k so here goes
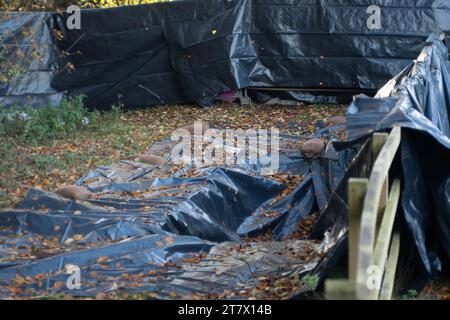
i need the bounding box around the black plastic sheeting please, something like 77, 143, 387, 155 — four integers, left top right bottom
0, 12, 63, 108
3, 34, 450, 298
1, 0, 449, 109
341, 34, 450, 279
0, 122, 365, 299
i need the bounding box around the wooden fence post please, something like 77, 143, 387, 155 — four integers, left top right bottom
325, 127, 402, 300
356, 127, 401, 299
348, 178, 369, 281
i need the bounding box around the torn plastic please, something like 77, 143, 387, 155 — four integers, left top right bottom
1, 0, 449, 109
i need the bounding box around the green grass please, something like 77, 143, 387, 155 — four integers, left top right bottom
0, 97, 155, 208
1, 96, 84, 144
0, 96, 111, 145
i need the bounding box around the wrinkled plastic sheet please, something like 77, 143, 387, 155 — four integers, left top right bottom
162, 0, 450, 107
0, 124, 367, 299
1, 0, 449, 109
341, 34, 450, 278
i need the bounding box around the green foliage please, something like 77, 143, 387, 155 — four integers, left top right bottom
401, 289, 419, 300
81, 0, 170, 9
0, 0, 169, 11
0, 96, 95, 144
0, 1, 75, 11
302, 275, 319, 290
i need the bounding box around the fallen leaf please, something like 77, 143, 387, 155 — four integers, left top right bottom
53, 281, 64, 290
96, 292, 107, 300
73, 234, 84, 241
164, 237, 174, 245
96, 256, 109, 264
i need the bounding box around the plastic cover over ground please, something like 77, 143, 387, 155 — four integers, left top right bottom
0, 123, 363, 298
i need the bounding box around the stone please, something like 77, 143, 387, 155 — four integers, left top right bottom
301, 138, 325, 159
54, 185, 93, 201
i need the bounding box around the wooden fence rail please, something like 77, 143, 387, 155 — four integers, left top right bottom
325, 126, 402, 300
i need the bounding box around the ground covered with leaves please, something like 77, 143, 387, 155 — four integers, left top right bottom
2, 101, 449, 300
0, 102, 346, 210
0, 101, 349, 300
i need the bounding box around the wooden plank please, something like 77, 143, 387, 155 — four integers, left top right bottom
379, 232, 401, 300
378, 177, 389, 231
369, 179, 401, 299
325, 280, 356, 300
348, 178, 369, 281
372, 133, 389, 224
373, 180, 401, 274
372, 133, 388, 161
356, 127, 401, 299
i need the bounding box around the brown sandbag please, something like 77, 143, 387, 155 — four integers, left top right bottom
301, 138, 325, 159
54, 185, 93, 200
137, 153, 166, 165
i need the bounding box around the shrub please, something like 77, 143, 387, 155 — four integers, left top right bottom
0, 95, 95, 144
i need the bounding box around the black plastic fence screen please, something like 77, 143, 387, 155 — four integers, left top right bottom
1, 0, 449, 109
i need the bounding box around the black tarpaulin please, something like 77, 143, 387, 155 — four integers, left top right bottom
1, 35, 450, 297
1, 0, 449, 109
0, 123, 364, 299
0, 12, 63, 108
162, 0, 450, 106
342, 34, 450, 278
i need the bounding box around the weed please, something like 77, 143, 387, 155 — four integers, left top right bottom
302, 275, 319, 290
0, 96, 90, 145
401, 289, 418, 300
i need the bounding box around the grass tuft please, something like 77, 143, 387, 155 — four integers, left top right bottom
1, 96, 92, 145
